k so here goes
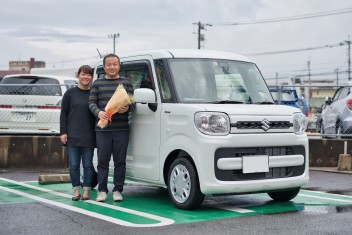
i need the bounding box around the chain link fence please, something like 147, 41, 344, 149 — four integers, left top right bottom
1, 83, 351, 138
0, 84, 69, 135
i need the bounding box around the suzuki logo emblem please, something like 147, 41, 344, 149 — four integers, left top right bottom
261, 118, 271, 131
22, 98, 27, 103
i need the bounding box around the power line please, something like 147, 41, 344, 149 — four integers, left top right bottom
246, 42, 345, 56
265, 70, 349, 80
213, 7, 352, 26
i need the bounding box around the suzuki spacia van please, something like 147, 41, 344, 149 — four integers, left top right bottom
93, 49, 309, 210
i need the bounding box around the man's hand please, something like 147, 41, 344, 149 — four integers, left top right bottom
118, 105, 129, 113
98, 111, 109, 120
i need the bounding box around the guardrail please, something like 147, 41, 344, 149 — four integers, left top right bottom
0, 83, 351, 138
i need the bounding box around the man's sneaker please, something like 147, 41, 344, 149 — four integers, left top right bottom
96, 191, 107, 202
113, 191, 123, 201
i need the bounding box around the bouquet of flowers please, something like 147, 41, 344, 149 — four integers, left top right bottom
97, 84, 133, 129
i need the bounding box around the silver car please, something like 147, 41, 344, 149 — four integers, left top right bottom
0, 74, 76, 135
319, 83, 352, 137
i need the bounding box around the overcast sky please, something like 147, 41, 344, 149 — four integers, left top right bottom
1, 0, 351, 83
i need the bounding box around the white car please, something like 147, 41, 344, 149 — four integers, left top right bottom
93, 49, 309, 210
0, 74, 76, 135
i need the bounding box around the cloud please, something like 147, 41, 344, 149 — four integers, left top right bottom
0, 0, 351, 81
4, 27, 104, 43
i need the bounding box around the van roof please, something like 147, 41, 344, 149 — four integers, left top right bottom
119, 49, 252, 62
3, 74, 76, 83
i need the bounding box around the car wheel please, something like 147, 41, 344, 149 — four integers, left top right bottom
267, 188, 300, 201
80, 165, 98, 189
320, 121, 325, 138
336, 121, 343, 139
168, 157, 204, 210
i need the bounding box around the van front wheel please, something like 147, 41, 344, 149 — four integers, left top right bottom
267, 188, 300, 201
168, 157, 204, 210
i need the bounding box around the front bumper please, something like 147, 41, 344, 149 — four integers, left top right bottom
194, 133, 309, 195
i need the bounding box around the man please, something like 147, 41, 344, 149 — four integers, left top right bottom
89, 54, 133, 202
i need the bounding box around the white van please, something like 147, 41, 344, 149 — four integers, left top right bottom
0, 74, 77, 135
93, 49, 309, 210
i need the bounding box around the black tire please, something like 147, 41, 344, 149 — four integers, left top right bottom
167, 157, 204, 210
320, 121, 327, 138
91, 168, 98, 189
267, 188, 300, 201
80, 167, 98, 189
336, 121, 342, 139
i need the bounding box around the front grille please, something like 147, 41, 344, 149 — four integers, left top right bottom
214, 146, 306, 181
232, 121, 292, 129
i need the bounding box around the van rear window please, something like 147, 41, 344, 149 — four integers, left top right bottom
0, 76, 62, 96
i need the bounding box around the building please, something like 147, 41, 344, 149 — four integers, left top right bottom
9, 57, 45, 71
0, 57, 45, 79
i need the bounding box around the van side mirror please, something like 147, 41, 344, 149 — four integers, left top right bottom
325, 96, 332, 105
134, 88, 156, 103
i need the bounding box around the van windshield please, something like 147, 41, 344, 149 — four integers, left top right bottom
168, 59, 273, 104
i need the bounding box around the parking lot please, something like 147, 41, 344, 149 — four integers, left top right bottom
1, 170, 352, 234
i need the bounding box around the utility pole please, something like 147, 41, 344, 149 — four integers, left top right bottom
307, 57, 311, 86
275, 72, 278, 85
307, 58, 311, 106
347, 35, 351, 81
108, 33, 120, 54
193, 22, 212, 49
335, 68, 339, 85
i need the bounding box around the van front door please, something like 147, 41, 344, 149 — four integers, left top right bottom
121, 60, 161, 181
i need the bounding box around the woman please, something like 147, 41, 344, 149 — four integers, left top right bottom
60, 65, 96, 201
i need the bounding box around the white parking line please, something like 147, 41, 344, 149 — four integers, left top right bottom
0, 177, 174, 227
212, 205, 255, 213
299, 193, 352, 203
301, 189, 352, 199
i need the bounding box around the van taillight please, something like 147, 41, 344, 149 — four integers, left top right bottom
346, 99, 352, 110
305, 109, 309, 117
0, 105, 12, 108
37, 106, 61, 109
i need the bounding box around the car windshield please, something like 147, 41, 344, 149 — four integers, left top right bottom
0, 76, 62, 96
168, 59, 273, 104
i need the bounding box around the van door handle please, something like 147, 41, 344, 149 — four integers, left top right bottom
164, 111, 171, 113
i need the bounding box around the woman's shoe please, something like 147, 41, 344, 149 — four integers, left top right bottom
72, 195, 81, 201
81, 196, 90, 201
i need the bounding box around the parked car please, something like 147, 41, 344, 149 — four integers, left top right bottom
0, 74, 76, 135
269, 86, 308, 116
319, 83, 352, 137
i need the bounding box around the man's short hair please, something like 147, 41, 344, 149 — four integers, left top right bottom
103, 54, 120, 66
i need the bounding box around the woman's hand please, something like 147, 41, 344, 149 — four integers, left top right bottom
60, 134, 67, 144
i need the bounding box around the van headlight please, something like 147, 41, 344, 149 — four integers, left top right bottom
195, 112, 230, 136
293, 112, 307, 135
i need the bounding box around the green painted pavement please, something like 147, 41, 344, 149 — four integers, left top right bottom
1, 177, 352, 227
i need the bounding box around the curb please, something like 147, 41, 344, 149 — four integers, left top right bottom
310, 167, 352, 174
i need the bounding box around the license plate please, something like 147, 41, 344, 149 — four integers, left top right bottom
13, 112, 36, 122
242, 155, 269, 173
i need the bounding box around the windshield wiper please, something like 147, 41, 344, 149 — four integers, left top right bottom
209, 100, 245, 104
9, 78, 39, 95
254, 101, 275, 104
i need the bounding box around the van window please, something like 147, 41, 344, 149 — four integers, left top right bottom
120, 62, 154, 90
167, 59, 273, 104
155, 60, 172, 102
95, 65, 106, 79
